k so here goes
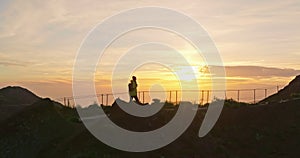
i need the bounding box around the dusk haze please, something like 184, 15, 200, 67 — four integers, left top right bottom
0, 0, 300, 157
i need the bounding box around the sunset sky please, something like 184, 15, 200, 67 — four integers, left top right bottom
0, 0, 300, 101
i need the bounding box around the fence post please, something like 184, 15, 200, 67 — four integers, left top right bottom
169, 91, 172, 103
175, 90, 178, 105
106, 94, 109, 106
237, 90, 240, 102
265, 89, 267, 99
201, 90, 204, 105
139, 91, 141, 100
207, 90, 210, 104
64, 97, 66, 106
101, 94, 104, 105
253, 89, 256, 104
67, 99, 70, 107
143, 91, 145, 104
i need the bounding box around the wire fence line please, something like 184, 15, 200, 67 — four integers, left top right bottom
56, 86, 282, 108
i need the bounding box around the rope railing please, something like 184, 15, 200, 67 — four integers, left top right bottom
56, 86, 283, 108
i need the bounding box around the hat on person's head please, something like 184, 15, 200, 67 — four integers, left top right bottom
132, 76, 137, 80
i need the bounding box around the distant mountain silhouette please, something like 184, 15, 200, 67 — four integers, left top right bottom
0, 86, 41, 105
261, 75, 300, 103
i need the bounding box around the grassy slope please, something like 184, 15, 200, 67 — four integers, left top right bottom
0, 86, 42, 122
0, 98, 83, 158
1, 99, 300, 158
261, 75, 300, 103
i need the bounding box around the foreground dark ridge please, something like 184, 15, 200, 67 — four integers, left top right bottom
0, 97, 300, 158
0, 86, 42, 122
1, 74, 299, 158
261, 75, 300, 103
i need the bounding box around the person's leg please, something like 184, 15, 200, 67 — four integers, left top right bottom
129, 95, 133, 102
133, 96, 140, 104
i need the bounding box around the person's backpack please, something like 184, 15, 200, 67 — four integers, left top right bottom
128, 83, 133, 91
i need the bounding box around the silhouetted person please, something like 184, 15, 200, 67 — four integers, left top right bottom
129, 76, 141, 104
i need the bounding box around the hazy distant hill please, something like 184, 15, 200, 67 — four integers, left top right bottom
261, 75, 300, 103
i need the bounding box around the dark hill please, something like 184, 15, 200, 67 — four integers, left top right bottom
261, 75, 300, 103
0, 86, 41, 105
36, 99, 300, 158
0, 98, 82, 158
107, 101, 178, 132
1, 98, 300, 158
0, 86, 42, 122
1, 86, 300, 157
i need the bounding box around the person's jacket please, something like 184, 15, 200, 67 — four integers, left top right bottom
129, 80, 137, 96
